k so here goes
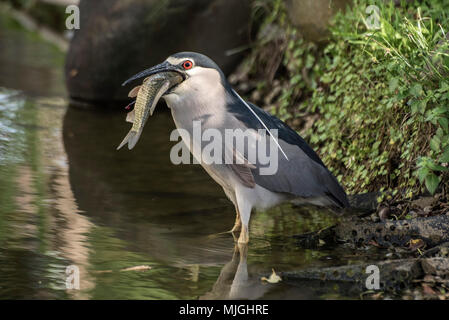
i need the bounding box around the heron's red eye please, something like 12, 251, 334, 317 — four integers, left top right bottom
182, 60, 193, 70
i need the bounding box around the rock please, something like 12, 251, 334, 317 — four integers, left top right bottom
423, 206, 432, 214
65, 0, 251, 104
421, 258, 449, 278
294, 209, 449, 249
280, 258, 422, 292
411, 196, 436, 209
284, 0, 351, 42
423, 242, 449, 258
378, 207, 390, 221
335, 215, 449, 247
408, 210, 419, 219
370, 213, 380, 222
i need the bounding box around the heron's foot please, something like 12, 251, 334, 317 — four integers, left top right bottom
206, 231, 230, 240
207, 217, 241, 239
207, 212, 244, 241
206, 228, 238, 240
230, 220, 241, 233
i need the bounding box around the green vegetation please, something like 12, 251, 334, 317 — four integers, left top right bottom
2, 0, 67, 31
243, 0, 449, 197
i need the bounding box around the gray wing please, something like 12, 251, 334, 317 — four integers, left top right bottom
225, 96, 349, 208
251, 140, 349, 208
228, 148, 256, 188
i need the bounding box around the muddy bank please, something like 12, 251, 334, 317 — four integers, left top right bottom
288, 194, 449, 299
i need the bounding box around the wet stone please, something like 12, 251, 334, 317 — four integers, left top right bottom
421, 258, 449, 278
335, 215, 449, 247
279, 258, 422, 293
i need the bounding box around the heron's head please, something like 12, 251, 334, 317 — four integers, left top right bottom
122, 52, 228, 104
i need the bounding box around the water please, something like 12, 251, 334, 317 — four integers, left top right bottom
0, 12, 359, 300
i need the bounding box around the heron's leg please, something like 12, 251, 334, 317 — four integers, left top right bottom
238, 225, 249, 244
235, 191, 251, 244
230, 208, 241, 233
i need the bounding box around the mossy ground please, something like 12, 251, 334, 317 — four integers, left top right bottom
232, 0, 449, 200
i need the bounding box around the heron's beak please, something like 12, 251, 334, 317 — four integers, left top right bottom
121, 61, 186, 87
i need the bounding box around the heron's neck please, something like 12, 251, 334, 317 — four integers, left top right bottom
163, 83, 229, 132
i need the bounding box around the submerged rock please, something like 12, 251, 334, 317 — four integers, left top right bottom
280, 258, 422, 293
291, 194, 449, 298
335, 215, 449, 247
65, 0, 251, 104
294, 208, 449, 249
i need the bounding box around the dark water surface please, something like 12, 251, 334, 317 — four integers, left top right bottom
0, 13, 360, 299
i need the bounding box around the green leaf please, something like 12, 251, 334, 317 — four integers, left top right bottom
430, 136, 441, 152
389, 78, 399, 92
417, 167, 429, 184
321, 74, 332, 84
410, 84, 423, 97
438, 81, 449, 93
440, 148, 449, 162
438, 117, 449, 133
425, 173, 440, 195
427, 162, 448, 172
410, 99, 426, 114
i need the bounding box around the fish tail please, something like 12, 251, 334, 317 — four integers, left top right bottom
117, 130, 137, 150
127, 130, 143, 150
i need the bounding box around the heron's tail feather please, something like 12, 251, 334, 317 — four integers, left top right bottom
323, 173, 350, 209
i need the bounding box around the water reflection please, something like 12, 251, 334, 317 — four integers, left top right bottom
0, 86, 345, 300
0, 12, 358, 300
60, 102, 343, 299
63, 106, 237, 267
0, 88, 89, 299
201, 243, 270, 300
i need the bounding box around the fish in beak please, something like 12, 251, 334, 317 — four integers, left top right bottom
117, 63, 184, 150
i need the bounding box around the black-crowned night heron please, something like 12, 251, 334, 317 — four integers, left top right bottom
122, 52, 349, 244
